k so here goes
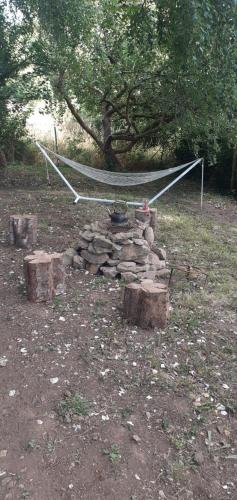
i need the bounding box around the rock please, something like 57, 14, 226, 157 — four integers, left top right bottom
77, 237, 89, 250
121, 272, 137, 283
133, 264, 149, 273
137, 270, 157, 280
107, 258, 120, 266
148, 252, 160, 267
110, 244, 122, 259
0, 357, 8, 367
111, 232, 134, 243
132, 434, 141, 443
153, 247, 167, 260
133, 238, 148, 246
133, 229, 143, 238
81, 249, 109, 265
93, 236, 113, 250
194, 451, 204, 465
73, 255, 86, 269
119, 239, 133, 245
117, 261, 137, 272
120, 242, 149, 264
144, 226, 154, 247
85, 263, 100, 274
63, 248, 77, 266
90, 222, 100, 232
87, 242, 107, 255
80, 231, 95, 242
156, 268, 170, 278
101, 266, 118, 278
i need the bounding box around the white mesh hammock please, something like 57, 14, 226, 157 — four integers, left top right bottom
36, 142, 204, 207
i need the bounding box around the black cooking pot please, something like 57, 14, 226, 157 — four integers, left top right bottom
109, 211, 128, 224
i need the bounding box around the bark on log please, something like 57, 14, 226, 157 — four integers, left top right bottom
135, 208, 151, 224
9, 214, 37, 248
149, 208, 157, 231
24, 251, 65, 302
123, 280, 169, 329
123, 283, 142, 323
50, 252, 65, 295
24, 254, 54, 302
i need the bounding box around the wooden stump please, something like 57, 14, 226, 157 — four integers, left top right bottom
50, 252, 65, 295
9, 214, 37, 248
123, 280, 169, 329
135, 208, 157, 231
135, 208, 151, 224
149, 208, 157, 231
24, 251, 65, 302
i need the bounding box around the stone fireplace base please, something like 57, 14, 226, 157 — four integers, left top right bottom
64, 211, 169, 283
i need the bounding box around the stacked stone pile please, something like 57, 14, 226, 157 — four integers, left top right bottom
64, 211, 169, 283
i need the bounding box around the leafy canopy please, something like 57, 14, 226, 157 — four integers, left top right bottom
9, 0, 237, 166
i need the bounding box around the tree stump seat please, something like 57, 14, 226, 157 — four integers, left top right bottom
24, 251, 65, 303
9, 214, 37, 248
123, 279, 169, 329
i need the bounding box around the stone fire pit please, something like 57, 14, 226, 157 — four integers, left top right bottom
64, 209, 169, 283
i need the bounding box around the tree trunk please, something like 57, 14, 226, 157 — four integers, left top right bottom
0, 149, 7, 169
6, 143, 15, 163
230, 148, 237, 194
103, 146, 122, 170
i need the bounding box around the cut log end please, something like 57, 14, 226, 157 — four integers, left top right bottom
123, 280, 169, 329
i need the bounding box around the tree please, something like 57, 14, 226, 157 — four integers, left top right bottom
0, 0, 41, 167
11, 0, 237, 169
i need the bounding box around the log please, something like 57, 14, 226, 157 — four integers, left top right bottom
9, 214, 37, 248
149, 208, 157, 231
123, 283, 142, 323
135, 208, 151, 224
24, 254, 54, 302
24, 251, 65, 302
123, 280, 169, 329
50, 252, 65, 295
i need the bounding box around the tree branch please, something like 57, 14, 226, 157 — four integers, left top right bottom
63, 94, 103, 149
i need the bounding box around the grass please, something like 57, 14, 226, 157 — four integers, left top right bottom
103, 444, 121, 463
57, 393, 89, 420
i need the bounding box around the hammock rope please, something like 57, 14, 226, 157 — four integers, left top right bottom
39, 144, 197, 186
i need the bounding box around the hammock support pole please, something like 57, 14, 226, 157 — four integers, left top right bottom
148, 158, 202, 206
201, 159, 204, 211
74, 195, 143, 206
36, 142, 80, 200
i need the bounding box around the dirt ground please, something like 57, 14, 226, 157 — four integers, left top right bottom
0, 177, 236, 500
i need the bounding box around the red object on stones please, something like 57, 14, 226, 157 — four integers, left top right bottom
143, 199, 150, 212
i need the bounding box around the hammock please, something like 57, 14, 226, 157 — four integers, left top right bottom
36, 142, 204, 208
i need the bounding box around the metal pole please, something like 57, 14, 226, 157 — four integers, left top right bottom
75, 195, 143, 206
201, 159, 204, 211
148, 158, 202, 205
36, 142, 80, 199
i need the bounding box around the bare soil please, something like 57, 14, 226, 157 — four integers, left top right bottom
0, 179, 236, 500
